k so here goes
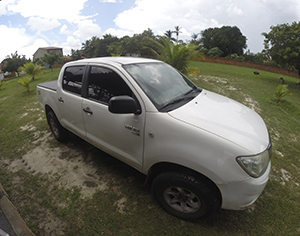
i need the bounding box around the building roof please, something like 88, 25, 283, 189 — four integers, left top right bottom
39, 47, 62, 50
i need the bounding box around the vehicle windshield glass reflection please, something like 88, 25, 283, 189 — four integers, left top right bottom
124, 62, 201, 111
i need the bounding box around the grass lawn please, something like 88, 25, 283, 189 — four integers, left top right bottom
0, 62, 300, 236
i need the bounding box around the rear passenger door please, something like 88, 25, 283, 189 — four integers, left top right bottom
82, 65, 145, 170
57, 65, 86, 138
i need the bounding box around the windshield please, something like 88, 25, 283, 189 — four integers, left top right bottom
124, 62, 201, 111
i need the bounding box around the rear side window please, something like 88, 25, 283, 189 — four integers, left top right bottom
87, 66, 132, 104
62, 66, 85, 95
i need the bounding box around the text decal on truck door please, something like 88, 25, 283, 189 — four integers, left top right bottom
125, 124, 140, 136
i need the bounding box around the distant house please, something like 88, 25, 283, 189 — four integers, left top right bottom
33, 47, 63, 60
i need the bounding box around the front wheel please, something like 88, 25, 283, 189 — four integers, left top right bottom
152, 172, 221, 221
46, 110, 68, 142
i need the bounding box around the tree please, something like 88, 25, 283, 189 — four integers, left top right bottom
115, 29, 157, 57
81, 36, 100, 58
190, 33, 200, 44
207, 47, 223, 57
1, 52, 29, 76
82, 35, 119, 58
200, 26, 247, 57
173, 26, 182, 43
18, 62, 42, 80
70, 49, 82, 61
262, 22, 300, 80
164, 30, 175, 42
147, 37, 198, 73
41, 52, 64, 70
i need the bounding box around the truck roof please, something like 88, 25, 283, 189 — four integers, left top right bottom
68, 57, 160, 66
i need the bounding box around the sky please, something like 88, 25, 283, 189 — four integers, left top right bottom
1, 0, 300, 62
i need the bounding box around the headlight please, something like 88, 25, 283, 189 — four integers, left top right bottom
236, 144, 272, 178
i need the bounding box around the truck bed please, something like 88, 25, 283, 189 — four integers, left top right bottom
37, 81, 57, 91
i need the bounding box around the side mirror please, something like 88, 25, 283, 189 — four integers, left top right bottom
108, 95, 141, 114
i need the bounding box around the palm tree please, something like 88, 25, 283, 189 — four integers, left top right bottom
164, 30, 175, 42
173, 26, 182, 43
18, 77, 32, 93
190, 33, 199, 44
18, 62, 42, 80
148, 37, 198, 73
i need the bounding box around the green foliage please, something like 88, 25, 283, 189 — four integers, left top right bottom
18, 61, 42, 80
207, 47, 223, 57
200, 26, 247, 57
274, 84, 292, 103
41, 52, 64, 70
82, 34, 120, 58
82, 29, 157, 58
263, 22, 300, 73
70, 49, 82, 61
18, 77, 33, 92
0, 80, 4, 90
0, 51, 29, 76
164, 30, 176, 42
148, 37, 198, 73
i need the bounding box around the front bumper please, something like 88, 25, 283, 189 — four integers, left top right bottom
217, 161, 271, 210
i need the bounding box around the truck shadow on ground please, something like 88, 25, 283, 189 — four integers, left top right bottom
61, 132, 258, 229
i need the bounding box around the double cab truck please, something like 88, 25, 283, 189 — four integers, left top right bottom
37, 57, 272, 221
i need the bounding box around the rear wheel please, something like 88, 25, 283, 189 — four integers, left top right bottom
152, 172, 221, 221
46, 110, 68, 142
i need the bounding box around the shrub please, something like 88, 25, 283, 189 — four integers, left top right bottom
274, 84, 292, 103
18, 77, 33, 93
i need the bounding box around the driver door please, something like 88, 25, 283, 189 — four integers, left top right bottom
82, 65, 145, 170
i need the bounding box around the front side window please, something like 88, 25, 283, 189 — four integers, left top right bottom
62, 66, 85, 95
87, 66, 132, 104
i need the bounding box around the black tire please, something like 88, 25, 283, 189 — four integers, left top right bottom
46, 110, 68, 142
152, 172, 221, 221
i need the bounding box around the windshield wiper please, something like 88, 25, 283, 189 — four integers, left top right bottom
159, 88, 202, 112
159, 97, 186, 111
184, 87, 201, 96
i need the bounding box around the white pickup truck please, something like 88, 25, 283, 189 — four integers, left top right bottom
37, 57, 271, 221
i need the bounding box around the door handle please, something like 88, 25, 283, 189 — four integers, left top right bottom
83, 107, 93, 115
58, 97, 64, 103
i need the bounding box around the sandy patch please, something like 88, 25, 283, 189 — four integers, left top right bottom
198, 75, 228, 84
280, 168, 292, 185
114, 197, 127, 214
20, 112, 28, 118
244, 96, 261, 112
0, 96, 8, 101
20, 124, 37, 131
8, 133, 108, 199
275, 150, 284, 158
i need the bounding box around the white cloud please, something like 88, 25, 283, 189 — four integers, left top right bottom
73, 20, 102, 40
112, 0, 300, 52
27, 17, 61, 32
60, 24, 69, 34
61, 36, 82, 56
100, 0, 118, 2
0, 0, 16, 16
2, 0, 300, 61
7, 0, 88, 22
103, 28, 132, 38
0, 25, 48, 61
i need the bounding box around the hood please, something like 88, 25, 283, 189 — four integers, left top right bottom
169, 90, 270, 153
